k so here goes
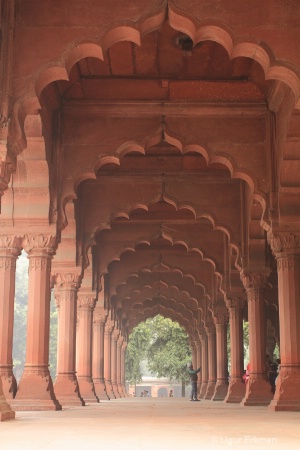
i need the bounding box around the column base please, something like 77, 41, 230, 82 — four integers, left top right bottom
225, 377, 246, 403
93, 378, 110, 400
12, 369, 61, 411
105, 380, 116, 399
268, 367, 300, 411
112, 382, 120, 398
241, 377, 273, 406
0, 370, 17, 400
117, 383, 125, 397
212, 380, 228, 401
199, 382, 208, 398
54, 374, 85, 406
77, 377, 99, 403
0, 394, 15, 421
204, 381, 216, 399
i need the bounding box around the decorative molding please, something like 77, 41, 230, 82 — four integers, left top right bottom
213, 313, 229, 327
29, 257, 50, 272
277, 256, 300, 271
93, 313, 107, 325
0, 235, 21, 250
0, 257, 16, 269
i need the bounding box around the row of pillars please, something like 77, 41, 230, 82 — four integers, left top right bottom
0, 235, 128, 420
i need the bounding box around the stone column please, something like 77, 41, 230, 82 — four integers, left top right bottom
199, 334, 208, 398
76, 294, 98, 403
0, 376, 15, 421
53, 273, 84, 406
267, 231, 300, 411
111, 329, 120, 398
225, 298, 246, 403
13, 234, 61, 410
196, 340, 202, 397
212, 313, 229, 401
204, 322, 217, 399
92, 309, 109, 400
104, 319, 115, 399
0, 235, 21, 400
191, 343, 197, 368
240, 270, 273, 406
121, 341, 128, 396
117, 335, 124, 397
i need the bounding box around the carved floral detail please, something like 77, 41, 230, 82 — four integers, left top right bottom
93, 313, 107, 325
277, 256, 300, 271
77, 296, 96, 309
0, 235, 21, 250
213, 313, 229, 327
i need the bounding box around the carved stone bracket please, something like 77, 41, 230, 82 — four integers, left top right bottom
213, 312, 229, 327
205, 321, 216, 336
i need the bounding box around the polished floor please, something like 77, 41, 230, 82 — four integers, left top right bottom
1, 397, 300, 450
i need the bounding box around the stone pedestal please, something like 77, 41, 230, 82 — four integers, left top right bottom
13, 235, 61, 411
225, 298, 246, 403
104, 319, 115, 399
204, 323, 217, 399
53, 273, 84, 406
240, 271, 273, 406
199, 334, 208, 398
0, 236, 21, 401
92, 308, 109, 400
76, 293, 98, 403
212, 313, 229, 401
0, 376, 15, 421
267, 231, 300, 411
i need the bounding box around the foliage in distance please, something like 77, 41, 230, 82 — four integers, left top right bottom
125, 315, 191, 384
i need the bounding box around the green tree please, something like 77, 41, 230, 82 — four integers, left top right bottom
125, 322, 151, 384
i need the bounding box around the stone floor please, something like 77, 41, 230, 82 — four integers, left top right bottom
1, 398, 300, 450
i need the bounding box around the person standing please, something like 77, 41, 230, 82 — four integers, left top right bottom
188, 363, 201, 401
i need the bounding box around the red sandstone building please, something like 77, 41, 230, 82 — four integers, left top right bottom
1, 0, 300, 420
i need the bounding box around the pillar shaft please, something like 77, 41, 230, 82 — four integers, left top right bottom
104, 320, 115, 399
240, 271, 273, 406
111, 329, 120, 398
196, 342, 202, 397
13, 234, 61, 411
212, 314, 229, 401
121, 342, 128, 396
92, 309, 109, 399
225, 298, 246, 403
76, 294, 98, 403
199, 335, 208, 398
268, 231, 300, 411
204, 323, 217, 399
53, 273, 84, 406
117, 336, 124, 397
0, 236, 21, 400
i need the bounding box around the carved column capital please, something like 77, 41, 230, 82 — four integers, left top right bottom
267, 229, 300, 256
0, 235, 22, 254
240, 270, 269, 291
105, 319, 114, 335
23, 234, 57, 252
77, 295, 96, 310
213, 312, 229, 327
205, 321, 216, 336
117, 335, 124, 347
93, 312, 107, 325
112, 329, 120, 342
122, 341, 128, 351
52, 272, 82, 290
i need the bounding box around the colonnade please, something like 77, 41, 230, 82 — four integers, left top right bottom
1, 229, 300, 418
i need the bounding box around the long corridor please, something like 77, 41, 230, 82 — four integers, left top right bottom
1, 398, 299, 450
